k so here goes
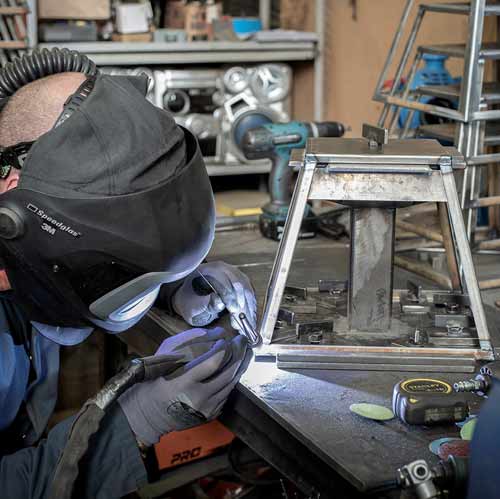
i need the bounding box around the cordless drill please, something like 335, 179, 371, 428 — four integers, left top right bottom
241, 121, 346, 240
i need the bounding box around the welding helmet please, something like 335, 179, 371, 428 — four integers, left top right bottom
0, 63, 215, 329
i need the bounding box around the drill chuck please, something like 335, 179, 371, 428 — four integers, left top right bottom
306, 121, 346, 138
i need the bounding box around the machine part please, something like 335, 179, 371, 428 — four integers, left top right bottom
223, 66, 249, 93
295, 320, 333, 338
349, 207, 395, 332
434, 313, 471, 328
249, 64, 291, 103
277, 308, 295, 325
402, 303, 431, 314
397, 460, 440, 499
50, 353, 187, 499
397, 456, 468, 499
308, 332, 323, 344
392, 378, 469, 425
318, 279, 348, 293
153, 65, 291, 165
433, 293, 470, 308
349, 403, 394, 421
284, 285, 307, 300
454, 360, 500, 397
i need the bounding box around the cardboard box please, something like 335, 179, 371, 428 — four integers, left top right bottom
111, 32, 153, 42
163, 0, 186, 30
115, 3, 150, 34
38, 0, 111, 20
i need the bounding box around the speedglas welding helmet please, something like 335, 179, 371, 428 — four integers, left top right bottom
0, 49, 215, 330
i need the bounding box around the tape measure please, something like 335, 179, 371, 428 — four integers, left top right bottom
392, 378, 469, 425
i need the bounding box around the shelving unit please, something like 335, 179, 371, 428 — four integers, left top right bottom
38, 40, 316, 65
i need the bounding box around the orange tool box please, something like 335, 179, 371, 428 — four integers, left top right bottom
155, 420, 235, 470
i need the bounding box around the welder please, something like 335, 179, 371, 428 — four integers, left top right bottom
0, 49, 256, 498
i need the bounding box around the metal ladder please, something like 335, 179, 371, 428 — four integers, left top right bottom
0, 0, 36, 65
374, 0, 500, 251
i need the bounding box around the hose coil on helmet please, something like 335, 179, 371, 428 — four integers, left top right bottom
0, 48, 99, 99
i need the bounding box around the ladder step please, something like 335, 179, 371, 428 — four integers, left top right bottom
0, 7, 29, 15
467, 196, 500, 208
419, 42, 500, 60
0, 41, 27, 49
418, 122, 500, 147
418, 82, 500, 104
422, 2, 500, 15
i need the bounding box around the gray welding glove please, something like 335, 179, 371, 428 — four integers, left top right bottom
173, 261, 257, 333
118, 327, 250, 446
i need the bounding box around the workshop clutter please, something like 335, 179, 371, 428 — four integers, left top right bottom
37, 1, 257, 44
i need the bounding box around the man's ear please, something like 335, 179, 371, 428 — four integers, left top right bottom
5, 169, 19, 191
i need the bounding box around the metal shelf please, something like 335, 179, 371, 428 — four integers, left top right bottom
418, 122, 500, 146
418, 82, 500, 103
38, 41, 316, 65
417, 82, 500, 104
419, 42, 500, 60
422, 2, 500, 15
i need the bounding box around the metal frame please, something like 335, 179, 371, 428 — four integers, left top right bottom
373, 0, 500, 247
256, 137, 494, 367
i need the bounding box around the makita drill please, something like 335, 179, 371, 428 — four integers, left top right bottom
241, 121, 346, 240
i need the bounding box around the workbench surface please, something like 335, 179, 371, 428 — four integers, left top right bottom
123, 230, 500, 495
210, 231, 500, 493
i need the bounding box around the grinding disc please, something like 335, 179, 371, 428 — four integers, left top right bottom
460, 418, 477, 440
349, 403, 394, 421
438, 440, 470, 460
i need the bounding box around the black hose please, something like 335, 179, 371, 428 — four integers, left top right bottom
0, 48, 98, 99
49, 353, 187, 499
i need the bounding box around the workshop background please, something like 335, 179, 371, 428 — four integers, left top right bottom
2, 1, 500, 498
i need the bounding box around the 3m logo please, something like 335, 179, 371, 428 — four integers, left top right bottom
27, 203, 81, 238
171, 447, 202, 465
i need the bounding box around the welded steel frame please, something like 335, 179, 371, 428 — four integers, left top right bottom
256, 150, 494, 366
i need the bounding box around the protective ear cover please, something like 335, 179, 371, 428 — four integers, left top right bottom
0, 207, 24, 239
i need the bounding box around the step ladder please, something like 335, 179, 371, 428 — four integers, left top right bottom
374, 0, 500, 251
0, 0, 35, 66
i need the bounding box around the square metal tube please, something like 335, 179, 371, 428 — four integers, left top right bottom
349, 207, 395, 332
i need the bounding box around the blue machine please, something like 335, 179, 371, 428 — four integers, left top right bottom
399, 54, 460, 129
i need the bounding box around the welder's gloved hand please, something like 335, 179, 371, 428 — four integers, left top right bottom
118, 327, 250, 446
173, 261, 257, 333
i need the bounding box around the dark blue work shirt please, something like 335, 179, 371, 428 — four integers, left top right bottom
0, 298, 147, 498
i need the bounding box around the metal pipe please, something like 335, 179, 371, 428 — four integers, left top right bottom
395, 219, 443, 243
314, 0, 325, 121
394, 255, 452, 289
373, 0, 415, 102
378, 4, 425, 126
259, 0, 271, 30
437, 203, 461, 291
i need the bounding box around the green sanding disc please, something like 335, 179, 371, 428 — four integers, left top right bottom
460, 418, 477, 440
349, 403, 394, 421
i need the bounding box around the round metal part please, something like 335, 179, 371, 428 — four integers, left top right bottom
250, 64, 290, 103
0, 207, 24, 239
223, 66, 249, 93
184, 113, 219, 139
308, 332, 323, 344
446, 323, 464, 336
163, 89, 190, 115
